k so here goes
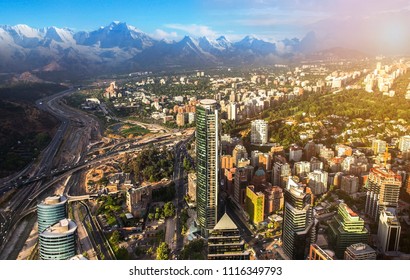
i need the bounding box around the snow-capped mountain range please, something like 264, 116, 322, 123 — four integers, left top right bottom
0, 21, 316, 79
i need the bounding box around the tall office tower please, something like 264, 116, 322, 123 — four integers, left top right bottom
37, 195, 68, 233
377, 208, 401, 254
207, 213, 250, 260
196, 99, 220, 236
365, 168, 401, 221
245, 185, 265, 224
344, 243, 377, 260
304, 141, 316, 161
282, 178, 315, 260
308, 170, 328, 195
399, 135, 410, 152
341, 175, 359, 195
372, 139, 387, 155
294, 161, 311, 178
39, 218, 77, 260
328, 203, 369, 259
251, 119, 268, 145
232, 144, 248, 167
308, 244, 334, 260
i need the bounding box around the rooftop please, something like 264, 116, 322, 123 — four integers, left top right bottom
347, 243, 376, 254
43, 195, 67, 205
213, 213, 237, 230
341, 203, 358, 217
41, 218, 77, 236
200, 99, 217, 106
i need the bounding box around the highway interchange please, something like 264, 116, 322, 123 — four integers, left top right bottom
0, 86, 191, 259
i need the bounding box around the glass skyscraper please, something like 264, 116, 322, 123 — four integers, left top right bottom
282, 178, 315, 260
39, 218, 77, 260
196, 99, 219, 237
37, 195, 68, 233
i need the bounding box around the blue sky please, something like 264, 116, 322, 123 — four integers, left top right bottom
1, 0, 410, 42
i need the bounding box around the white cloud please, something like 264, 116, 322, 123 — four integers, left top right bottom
165, 24, 218, 38
150, 29, 179, 41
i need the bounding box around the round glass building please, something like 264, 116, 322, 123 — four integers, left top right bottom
37, 195, 67, 233
39, 218, 77, 260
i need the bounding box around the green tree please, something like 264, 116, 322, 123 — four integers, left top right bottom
156, 242, 170, 260
148, 213, 154, 220
180, 239, 205, 260
109, 230, 121, 246
116, 247, 130, 260
163, 202, 175, 218
183, 158, 191, 171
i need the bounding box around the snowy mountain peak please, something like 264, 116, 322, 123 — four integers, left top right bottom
180, 35, 200, 48
74, 21, 156, 49
45, 26, 75, 43
216, 35, 228, 42
0, 22, 304, 78
242, 35, 259, 43
8, 24, 42, 38
216, 36, 232, 49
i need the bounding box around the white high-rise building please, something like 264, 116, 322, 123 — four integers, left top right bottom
399, 135, 410, 152
227, 102, 237, 121
378, 208, 401, 253
251, 119, 268, 145
308, 170, 328, 195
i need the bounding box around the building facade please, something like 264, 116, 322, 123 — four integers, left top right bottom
341, 175, 359, 195
39, 219, 77, 260
308, 244, 334, 260
207, 213, 250, 260
245, 185, 265, 224
196, 99, 220, 236
365, 168, 401, 221
372, 139, 387, 155
328, 203, 369, 259
264, 186, 284, 214
344, 243, 377, 260
37, 195, 68, 233
308, 170, 328, 195
399, 135, 410, 152
282, 178, 315, 260
251, 119, 268, 145
378, 208, 401, 254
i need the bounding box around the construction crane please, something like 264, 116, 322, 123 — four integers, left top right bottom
383, 145, 394, 168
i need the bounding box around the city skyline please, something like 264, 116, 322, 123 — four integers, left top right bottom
1, 0, 410, 265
